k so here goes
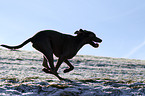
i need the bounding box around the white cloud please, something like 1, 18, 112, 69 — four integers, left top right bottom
124, 40, 145, 58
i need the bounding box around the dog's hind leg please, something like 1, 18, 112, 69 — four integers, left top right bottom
32, 41, 64, 80
42, 56, 50, 69
42, 56, 53, 74
63, 60, 74, 73
32, 41, 54, 70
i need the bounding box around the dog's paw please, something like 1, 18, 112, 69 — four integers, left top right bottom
63, 68, 73, 73
42, 68, 53, 74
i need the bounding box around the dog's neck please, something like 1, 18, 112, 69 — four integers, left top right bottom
74, 35, 87, 51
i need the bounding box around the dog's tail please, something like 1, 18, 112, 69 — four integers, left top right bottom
1, 38, 32, 50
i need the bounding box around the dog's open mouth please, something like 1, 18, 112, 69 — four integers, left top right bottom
90, 41, 100, 48
93, 41, 99, 47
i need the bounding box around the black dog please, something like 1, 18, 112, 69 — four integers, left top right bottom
1, 29, 102, 80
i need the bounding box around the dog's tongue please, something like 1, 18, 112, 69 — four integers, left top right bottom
95, 43, 99, 47
93, 41, 99, 47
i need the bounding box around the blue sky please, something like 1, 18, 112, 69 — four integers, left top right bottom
0, 0, 145, 60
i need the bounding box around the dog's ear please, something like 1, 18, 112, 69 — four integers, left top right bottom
74, 29, 84, 35
74, 31, 79, 34
79, 29, 84, 32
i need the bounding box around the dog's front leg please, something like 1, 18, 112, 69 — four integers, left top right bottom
64, 60, 74, 73
55, 56, 66, 72
42, 56, 65, 80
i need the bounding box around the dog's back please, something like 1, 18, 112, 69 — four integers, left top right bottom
31, 30, 75, 57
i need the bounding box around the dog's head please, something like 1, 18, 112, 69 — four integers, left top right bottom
74, 29, 102, 48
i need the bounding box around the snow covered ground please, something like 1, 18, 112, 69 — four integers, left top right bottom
0, 48, 145, 96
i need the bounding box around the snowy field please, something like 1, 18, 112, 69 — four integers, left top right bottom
0, 48, 145, 96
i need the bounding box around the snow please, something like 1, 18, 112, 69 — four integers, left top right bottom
0, 48, 145, 96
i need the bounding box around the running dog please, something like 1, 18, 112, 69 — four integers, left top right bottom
1, 29, 102, 80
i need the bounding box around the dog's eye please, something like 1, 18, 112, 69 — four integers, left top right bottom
89, 34, 95, 37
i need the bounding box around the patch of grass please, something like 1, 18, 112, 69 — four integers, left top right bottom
101, 78, 115, 81
0, 77, 19, 83
129, 85, 145, 89
16, 58, 23, 61
77, 78, 104, 83
140, 81, 145, 83
79, 79, 96, 83
72, 73, 81, 75
126, 80, 135, 84
21, 76, 40, 82
116, 81, 126, 84
47, 84, 70, 89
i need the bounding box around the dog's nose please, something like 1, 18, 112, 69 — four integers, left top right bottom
100, 39, 102, 43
